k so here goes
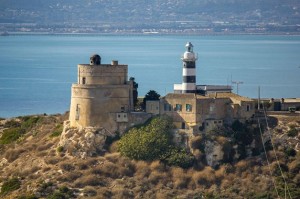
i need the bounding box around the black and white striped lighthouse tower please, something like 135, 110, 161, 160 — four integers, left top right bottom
182, 42, 197, 93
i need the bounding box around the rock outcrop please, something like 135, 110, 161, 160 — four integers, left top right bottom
204, 140, 224, 168
58, 121, 113, 158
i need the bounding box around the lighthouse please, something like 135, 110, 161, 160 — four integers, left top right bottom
181, 42, 197, 93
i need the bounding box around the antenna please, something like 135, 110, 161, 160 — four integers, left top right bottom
231, 80, 243, 95
258, 86, 261, 111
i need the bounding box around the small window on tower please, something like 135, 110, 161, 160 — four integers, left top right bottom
75, 104, 80, 120
82, 77, 86, 85
121, 107, 125, 112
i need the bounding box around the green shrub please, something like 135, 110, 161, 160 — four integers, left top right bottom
118, 116, 172, 161
17, 195, 38, 199
0, 116, 43, 145
285, 147, 296, 157
50, 124, 63, 137
0, 127, 25, 144
0, 177, 21, 196
160, 147, 194, 168
287, 128, 298, 137
57, 146, 64, 153
20, 116, 42, 130
119, 116, 195, 168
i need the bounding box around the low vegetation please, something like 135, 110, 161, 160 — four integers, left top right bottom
0, 116, 42, 144
118, 116, 194, 168
0, 177, 21, 196
0, 114, 299, 198
50, 124, 63, 138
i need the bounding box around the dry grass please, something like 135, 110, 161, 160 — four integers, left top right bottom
57, 172, 82, 182
192, 166, 216, 188
59, 162, 75, 172
95, 187, 112, 198
111, 187, 134, 199
45, 157, 61, 165
193, 149, 204, 161
215, 165, 226, 180
74, 174, 106, 188
104, 152, 120, 163
4, 148, 25, 162
216, 136, 228, 145
76, 162, 89, 170
108, 141, 119, 153
235, 160, 249, 174
36, 142, 54, 151
189, 135, 203, 149
134, 160, 151, 180
171, 167, 190, 189
288, 158, 300, 174
82, 186, 97, 197
150, 160, 166, 172
20, 166, 41, 178
148, 169, 170, 186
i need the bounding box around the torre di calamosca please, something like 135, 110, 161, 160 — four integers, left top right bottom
68, 42, 255, 136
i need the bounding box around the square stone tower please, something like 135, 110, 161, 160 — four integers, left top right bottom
69, 54, 134, 133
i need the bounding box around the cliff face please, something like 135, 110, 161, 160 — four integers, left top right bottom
58, 121, 109, 158
0, 113, 299, 198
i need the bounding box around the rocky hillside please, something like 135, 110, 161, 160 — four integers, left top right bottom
0, 113, 299, 198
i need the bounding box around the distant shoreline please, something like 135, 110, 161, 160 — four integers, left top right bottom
2, 31, 300, 37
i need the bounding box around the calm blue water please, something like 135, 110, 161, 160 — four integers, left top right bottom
0, 34, 300, 117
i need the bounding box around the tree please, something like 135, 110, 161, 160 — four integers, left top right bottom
118, 116, 172, 161
142, 90, 160, 110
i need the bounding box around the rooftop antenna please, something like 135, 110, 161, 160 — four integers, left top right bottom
231, 80, 243, 95
258, 86, 261, 111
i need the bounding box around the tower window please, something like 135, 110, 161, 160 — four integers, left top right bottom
75, 104, 80, 120
82, 77, 86, 85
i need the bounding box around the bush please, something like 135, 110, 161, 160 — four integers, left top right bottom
19, 116, 42, 130
0, 116, 42, 145
0, 127, 25, 144
50, 124, 63, 137
285, 147, 297, 157
0, 177, 21, 196
118, 116, 172, 161
287, 128, 298, 137
57, 146, 64, 153
160, 147, 195, 169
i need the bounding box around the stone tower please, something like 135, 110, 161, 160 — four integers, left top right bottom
69, 54, 134, 132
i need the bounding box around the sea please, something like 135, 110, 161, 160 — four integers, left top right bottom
0, 34, 300, 118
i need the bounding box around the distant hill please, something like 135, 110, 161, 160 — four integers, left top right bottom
0, 0, 299, 34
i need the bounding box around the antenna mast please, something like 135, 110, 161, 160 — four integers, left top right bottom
231, 80, 243, 95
